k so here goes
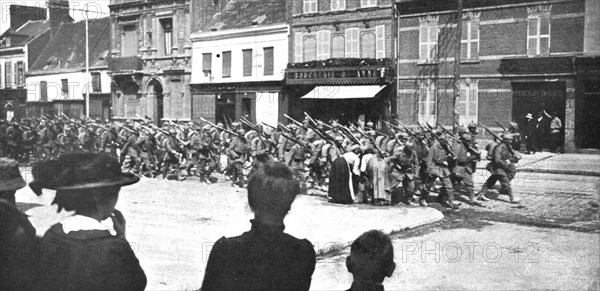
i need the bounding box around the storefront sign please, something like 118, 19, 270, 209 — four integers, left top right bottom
286, 67, 391, 85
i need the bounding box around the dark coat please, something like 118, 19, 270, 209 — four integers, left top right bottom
201, 220, 316, 291
39, 224, 147, 291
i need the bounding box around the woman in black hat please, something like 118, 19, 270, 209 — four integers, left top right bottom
30, 152, 146, 291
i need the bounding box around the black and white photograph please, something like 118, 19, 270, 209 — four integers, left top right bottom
1, 0, 599, 290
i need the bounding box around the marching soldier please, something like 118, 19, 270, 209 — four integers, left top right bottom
227, 128, 250, 187
425, 131, 461, 209
161, 129, 184, 181
478, 134, 521, 203
388, 141, 420, 205
136, 129, 158, 177
451, 133, 483, 206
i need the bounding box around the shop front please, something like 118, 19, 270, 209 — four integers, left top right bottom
285, 59, 395, 126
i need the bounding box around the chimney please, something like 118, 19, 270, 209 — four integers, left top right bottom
9, 5, 46, 30
48, 0, 71, 39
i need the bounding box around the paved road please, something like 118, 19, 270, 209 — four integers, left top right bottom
312, 222, 600, 290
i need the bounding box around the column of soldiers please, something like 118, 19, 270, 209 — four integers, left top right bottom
0, 115, 521, 208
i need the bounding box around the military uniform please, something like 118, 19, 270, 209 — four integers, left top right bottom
451, 134, 482, 206
479, 135, 521, 203
227, 134, 250, 186
424, 139, 460, 208
388, 145, 419, 205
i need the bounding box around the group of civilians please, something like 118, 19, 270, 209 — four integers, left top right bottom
1, 154, 396, 291
523, 110, 563, 154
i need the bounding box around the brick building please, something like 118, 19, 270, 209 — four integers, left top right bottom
396, 0, 600, 152
285, 0, 397, 125
108, 0, 196, 124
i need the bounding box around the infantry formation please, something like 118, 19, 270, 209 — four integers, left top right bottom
1, 113, 525, 209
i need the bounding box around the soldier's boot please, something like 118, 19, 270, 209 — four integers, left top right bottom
468, 189, 484, 207
446, 191, 461, 209
477, 185, 491, 201
506, 187, 521, 204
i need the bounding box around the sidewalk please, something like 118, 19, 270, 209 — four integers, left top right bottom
17, 178, 443, 290
478, 151, 600, 176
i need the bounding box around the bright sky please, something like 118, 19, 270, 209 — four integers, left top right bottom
1, 0, 110, 33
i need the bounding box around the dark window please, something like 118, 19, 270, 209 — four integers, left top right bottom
91, 72, 101, 93
5, 61, 12, 86
263, 47, 274, 76
40, 81, 47, 101
243, 49, 252, 77
202, 53, 212, 77
16, 61, 24, 86
61, 79, 68, 97
160, 18, 173, 55
0, 64, 2, 87
222, 51, 231, 78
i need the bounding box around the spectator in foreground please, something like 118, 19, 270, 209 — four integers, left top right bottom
346, 230, 396, 291
30, 152, 147, 291
1, 157, 38, 291
202, 162, 316, 291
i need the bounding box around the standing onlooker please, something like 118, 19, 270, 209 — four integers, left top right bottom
533, 111, 547, 151
524, 113, 536, 154
549, 111, 563, 153
201, 163, 316, 291
345, 230, 396, 291
30, 152, 147, 291
0, 157, 38, 291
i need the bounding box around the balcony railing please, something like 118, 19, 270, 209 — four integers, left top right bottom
108, 56, 143, 73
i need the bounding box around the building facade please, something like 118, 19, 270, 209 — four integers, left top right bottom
108, 0, 194, 124
190, 0, 288, 126
285, 0, 397, 125
25, 17, 111, 120
396, 0, 600, 152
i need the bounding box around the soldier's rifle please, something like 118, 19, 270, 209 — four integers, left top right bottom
423, 122, 456, 158
279, 131, 311, 150
439, 125, 481, 157
480, 122, 521, 160
199, 117, 241, 138
239, 117, 277, 148
337, 124, 361, 145
283, 114, 306, 129
351, 124, 387, 157
277, 122, 294, 134
303, 113, 343, 150
494, 120, 508, 132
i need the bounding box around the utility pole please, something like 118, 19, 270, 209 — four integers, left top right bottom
85, 9, 90, 118
453, 0, 464, 132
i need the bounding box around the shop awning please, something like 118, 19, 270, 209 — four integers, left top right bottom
300, 85, 386, 99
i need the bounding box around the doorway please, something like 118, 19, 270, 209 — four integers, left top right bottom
147, 79, 164, 125
579, 80, 600, 149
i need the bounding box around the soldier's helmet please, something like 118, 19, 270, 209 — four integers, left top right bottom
168, 128, 177, 135
456, 126, 468, 134
237, 128, 246, 135
202, 125, 211, 131
217, 122, 224, 128
460, 133, 472, 142
502, 133, 514, 141
509, 122, 518, 129
335, 135, 344, 142
366, 121, 374, 129
404, 141, 414, 150
467, 122, 477, 129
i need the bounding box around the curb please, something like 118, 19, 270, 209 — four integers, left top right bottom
476, 166, 600, 177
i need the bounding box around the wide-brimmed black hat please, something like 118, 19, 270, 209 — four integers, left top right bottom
0, 158, 26, 192
29, 152, 139, 195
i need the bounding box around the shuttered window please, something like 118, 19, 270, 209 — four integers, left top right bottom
527, 15, 550, 56
263, 47, 274, 76
222, 51, 231, 78
375, 25, 385, 58
294, 32, 303, 62
202, 53, 212, 77
345, 28, 359, 58
458, 81, 478, 126
419, 22, 438, 62
40, 81, 48, 101
418, 80, 437, 125
316, 30, 330, 60
461, 21, 479, 60
243, 49, 253, 77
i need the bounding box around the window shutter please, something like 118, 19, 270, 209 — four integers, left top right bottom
243, 49, 253, 76
376, 25, 385, 58
294, 32, 303, 62
345, 28, 359, 58
339, 0, 346, 10
332, 35, 345, 58
202, 53, 212, 72
40, 81, 47, 101
317, 30, 330, 60
222, 51, 231, 77
263, 47, 274, 76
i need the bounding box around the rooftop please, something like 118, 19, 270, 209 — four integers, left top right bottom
199, 0, 286, 32
29, 17, 110, 73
